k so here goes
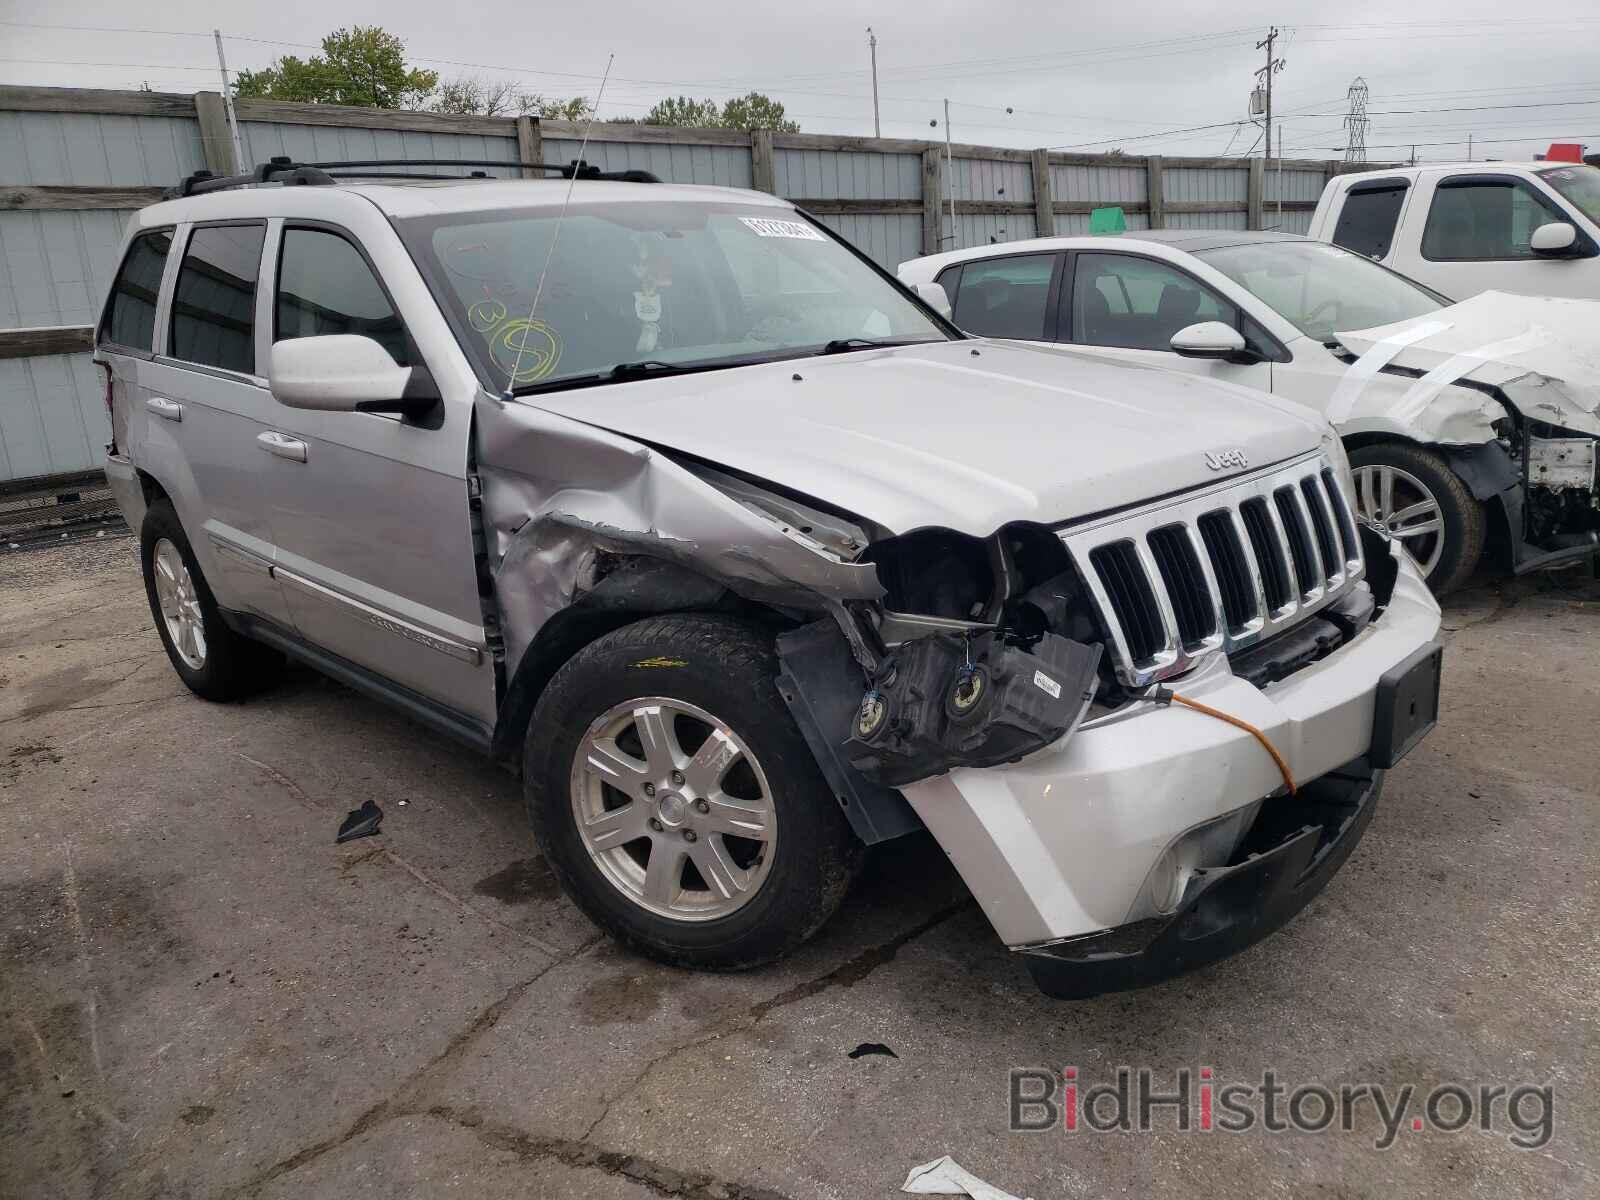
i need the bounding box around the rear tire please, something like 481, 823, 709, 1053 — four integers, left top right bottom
1350, 442, 1484, 595
525, 614, 862, 970
140, 499, 282, 700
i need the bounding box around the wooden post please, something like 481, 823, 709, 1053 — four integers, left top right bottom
1145, 155, 1165, 229
750, 129, 776, 194
194, 91, 238, 175
1030, 149, 1054, 238
921, 147, 943, 255
1247, 157, 1264, 230
516, 115, 542, 177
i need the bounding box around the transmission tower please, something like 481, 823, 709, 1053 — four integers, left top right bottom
1344, 77, 1370, 165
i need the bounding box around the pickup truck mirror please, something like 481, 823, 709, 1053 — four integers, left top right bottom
1530, 221, 1580, 256
912, 281, 954, 320
1171, 321, 1249, 360
270, 335, 415, 413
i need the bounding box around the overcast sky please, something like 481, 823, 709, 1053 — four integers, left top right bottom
4, 1, 1598, 163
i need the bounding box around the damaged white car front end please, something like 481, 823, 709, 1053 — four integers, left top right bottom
1329, 291, 1600, 576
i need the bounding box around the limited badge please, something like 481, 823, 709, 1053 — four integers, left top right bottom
1032, 670, 1062, 700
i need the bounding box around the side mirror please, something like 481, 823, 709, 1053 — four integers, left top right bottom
1530, 221, 1579, 256
269, 335, 414, 412
1170, 321, 1249, 360
913, 280, 954, 320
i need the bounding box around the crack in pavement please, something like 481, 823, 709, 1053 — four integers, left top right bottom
579, 898, 973, 1142
429, 1106, 804, 1200
218, 935, 604, 1200
222, 901, 969, 1197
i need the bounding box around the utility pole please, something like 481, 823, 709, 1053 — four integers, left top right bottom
945, 99, 954, 247
1254, 27, 1285, 178
867, 27, 881, 139
213, 30, 245, 172
1467, 133, 1473, 161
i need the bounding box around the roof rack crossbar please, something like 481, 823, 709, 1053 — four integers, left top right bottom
173, 156, 660, 197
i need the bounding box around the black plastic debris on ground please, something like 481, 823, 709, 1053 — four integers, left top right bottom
336, 799, 384, 843
848, 1042, 897, 1059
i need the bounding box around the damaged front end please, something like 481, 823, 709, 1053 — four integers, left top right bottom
474, 393, 1107, 846
1332, 292, 1600, 571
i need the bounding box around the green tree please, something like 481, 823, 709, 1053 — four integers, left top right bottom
519, 94, 593, 120
718, 92, 799, 133
642, 92, 798, 131
643, 96, 723, 127
234, 26, 438, 109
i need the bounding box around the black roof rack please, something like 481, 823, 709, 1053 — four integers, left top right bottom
174, 157, 660, 197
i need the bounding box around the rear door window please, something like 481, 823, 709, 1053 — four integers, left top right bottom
1421, 178, 1566, 261
1070, 252, 1236, 350
275, 227, 409, 365
169, 223, 267, 375
1331, 182, 1408, 259
950, 254, 1060, 339
100, 229, 173, 352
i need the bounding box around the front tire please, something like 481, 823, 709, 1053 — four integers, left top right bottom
524, 614, 861, 970
140, 499, 282, 700
1350, 443, 1485, 594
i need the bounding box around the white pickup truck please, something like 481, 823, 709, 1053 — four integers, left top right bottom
1308, 163, 1600, 300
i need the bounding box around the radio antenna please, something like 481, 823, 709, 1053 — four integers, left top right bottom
504, 52, 616, 395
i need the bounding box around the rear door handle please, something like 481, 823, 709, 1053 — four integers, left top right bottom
256, 431, 308, 463
145, 396, 183, 422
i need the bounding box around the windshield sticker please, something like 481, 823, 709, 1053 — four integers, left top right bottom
489, 319, 562, 384
738, 217, 825, 241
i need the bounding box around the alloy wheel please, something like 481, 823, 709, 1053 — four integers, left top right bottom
569, 697, 777, 921
152, 538, 206, 669
1352, 463, 1446, 577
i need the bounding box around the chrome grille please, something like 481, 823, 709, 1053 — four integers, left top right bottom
1061, 454, 1365, 686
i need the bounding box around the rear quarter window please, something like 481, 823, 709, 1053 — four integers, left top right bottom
100, 229, 173, 352
169, 223, 267, 375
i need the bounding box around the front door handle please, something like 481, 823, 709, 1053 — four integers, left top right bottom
256, 431, 308, 463
146, 396, 183, 422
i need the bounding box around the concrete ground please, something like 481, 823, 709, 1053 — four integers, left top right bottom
1, 532, 1595, 1200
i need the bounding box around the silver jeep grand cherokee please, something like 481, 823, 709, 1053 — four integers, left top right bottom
95, 160, 1444, 997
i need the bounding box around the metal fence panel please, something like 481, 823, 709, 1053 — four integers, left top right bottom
240, 123, 522, 176
814, 213, 923, 270
952, 157, 1033, 204
0, 353, 107, 482
0, 209, 133, 329
1165, 210, 1251, 231
0, 111, 204, 186
1163, 166, 1249, 205
544, 138, 753, 188
773, 149, 920, 200
953, 212, 1037, 251
1052, 163, 1147, 205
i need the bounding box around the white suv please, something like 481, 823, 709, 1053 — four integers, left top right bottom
96, 159, 1442, 997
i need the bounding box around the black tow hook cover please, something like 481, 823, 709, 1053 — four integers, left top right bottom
845, 632, 1101, 787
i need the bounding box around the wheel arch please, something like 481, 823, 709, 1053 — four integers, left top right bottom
488, 555, 795, 766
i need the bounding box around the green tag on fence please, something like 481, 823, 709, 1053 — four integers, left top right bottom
1088, 206, 1127, 233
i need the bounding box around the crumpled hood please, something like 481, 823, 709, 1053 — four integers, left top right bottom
1333, 291, 1600, 436
528, 340, 1325, 537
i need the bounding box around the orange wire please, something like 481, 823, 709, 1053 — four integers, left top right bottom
1168, 693, 1297, 797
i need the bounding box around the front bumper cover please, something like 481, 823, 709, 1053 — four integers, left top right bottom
1021, 757, 1382, 999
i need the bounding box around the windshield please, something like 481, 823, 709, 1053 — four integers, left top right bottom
1196, 240, 1444, 342
1536, 164, 1600, 226
401, 201, 947, 392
